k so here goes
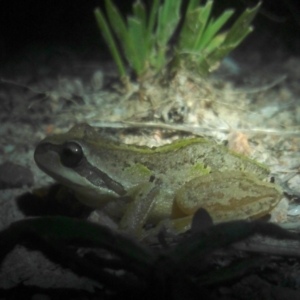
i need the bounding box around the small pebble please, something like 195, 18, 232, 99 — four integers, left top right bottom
0, 161, 34, 189
288, 205, 300, 216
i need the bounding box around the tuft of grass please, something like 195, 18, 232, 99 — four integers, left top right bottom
94, 0, 261, 84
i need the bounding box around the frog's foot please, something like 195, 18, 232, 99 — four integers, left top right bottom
88, 210, 119, 230
139, 215, 194, 243
141, 208, 215, 243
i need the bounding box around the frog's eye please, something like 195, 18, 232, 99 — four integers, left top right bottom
61, 142, 83, 167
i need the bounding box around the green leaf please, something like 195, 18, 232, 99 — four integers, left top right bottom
156, 0, 181, 46
104, 0, 128, 41
192, 0, 213, 50
94, 8, 126, 78
201, 2, 261, 73
147, 0, 160, 37
186, 0, 200, 13
94, 0, 261, 81
197, 9, 234, 50
145, 0, 160, 59
104, 0, 133, 63
127, 17, 147, 75
177, 1, 261, 75
179, 9, 200, 49
179, 1, 214, 51
223, 2, 261, 47
133, 1, 146, 26
152, 0, 181, 71
203, 32, 226, 54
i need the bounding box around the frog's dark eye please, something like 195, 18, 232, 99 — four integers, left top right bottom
61, 142, 83, 167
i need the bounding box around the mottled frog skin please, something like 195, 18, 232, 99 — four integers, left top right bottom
34, 123, 282, 234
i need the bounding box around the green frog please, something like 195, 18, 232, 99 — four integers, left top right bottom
34, 123, 282, 235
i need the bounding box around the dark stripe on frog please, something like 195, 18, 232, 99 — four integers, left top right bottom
72, 156, 127, 196
37, 143, 126, 196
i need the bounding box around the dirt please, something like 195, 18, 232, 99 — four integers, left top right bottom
1, 29, 300, 298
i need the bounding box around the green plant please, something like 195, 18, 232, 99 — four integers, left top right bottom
176, 0, 260, 74
94, 0, 261, 83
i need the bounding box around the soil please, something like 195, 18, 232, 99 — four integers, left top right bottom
1, 15, 300, 300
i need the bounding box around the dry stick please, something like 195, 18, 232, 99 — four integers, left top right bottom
88, 121, 300, 137
227, 74, 287, 94
280, 222, 300, 233
212, 74, 289, 128
234, 235, 300, 258
230, 220, 300, 257
1, 78, 80, 107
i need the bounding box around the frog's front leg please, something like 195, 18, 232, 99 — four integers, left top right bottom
118, 182, 159, 236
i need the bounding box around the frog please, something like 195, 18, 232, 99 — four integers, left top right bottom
34, 123, 282, 236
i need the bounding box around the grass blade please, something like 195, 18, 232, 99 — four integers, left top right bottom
156, 0, 181, 46
198, 9, 234, 50
147, 0, 160, 37
202, 2, 261, 73
186, 0, 200, 12
152, 0, 181, 71
146, 0, 160, 57
133, 1, 147, 28
94, 0, 260, 82
179, 8, 201, 50
192, 0, 213, 50
223, 2, 261, 47
127, 17, 147, 76
94, 8, 126, 78
105, 0, 128, 41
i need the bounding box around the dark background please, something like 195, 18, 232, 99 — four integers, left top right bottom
0, 0, 300, 64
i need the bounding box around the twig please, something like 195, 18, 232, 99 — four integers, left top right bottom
280, 222, 300, 232
89, 121, 300, 137
234, 234, 300, 257
228, 75, 287, 94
